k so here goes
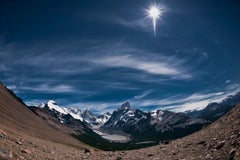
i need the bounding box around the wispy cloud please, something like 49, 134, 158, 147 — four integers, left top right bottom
6, 85, 17, 90
202, 52, 209, 59
2, 40, 193, 82
66, 83, 240, 113
134, 90, 152, 99
225, 80, 231, 83
21, 84, 75, 93
89, 54, 191, 78
3, 40, 237, 114
69, 101, 123, 113
24, 84, 239, 114
0, 64, 8, 71
128, 83, 240, 112
24, 98, 123, 113
24, 99, 48, 107
112, 17, 150, 33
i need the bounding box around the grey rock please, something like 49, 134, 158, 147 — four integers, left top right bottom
205, 154, 212, 159
0, 134, 5, 139
0, 129, 7, 139
0, 148, 13, 159
16, 141, 23, 145
196, 140, 206, 145
18, 156, 25, 159
216, 141, 225, 150
21, 149, 31, 154
229, 148, 236, 160
84, 148, 91, 154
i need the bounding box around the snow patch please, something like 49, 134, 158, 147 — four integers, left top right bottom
47, 100, 68, 115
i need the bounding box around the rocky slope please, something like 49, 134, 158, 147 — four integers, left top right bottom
0, 82, 89, 159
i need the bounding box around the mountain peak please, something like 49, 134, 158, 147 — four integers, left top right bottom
47, 100, 58, 105
44, 100, 68, 115
120, 102, 131, 110
83, 109, 94, 117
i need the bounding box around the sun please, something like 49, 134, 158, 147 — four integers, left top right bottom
146, 4, 164, 36
148, 6, 161, 19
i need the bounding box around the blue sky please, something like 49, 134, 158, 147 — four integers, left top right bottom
0, 0, 240, 113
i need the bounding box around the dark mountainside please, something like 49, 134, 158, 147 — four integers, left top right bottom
101, 102, 208, 142
0, 82, 83, 145
0, 82, 89, 160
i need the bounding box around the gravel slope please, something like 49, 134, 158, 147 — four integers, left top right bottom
0, 82, 89, 159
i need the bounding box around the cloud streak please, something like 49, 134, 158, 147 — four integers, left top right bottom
91, 55, 179, 75
7, 41, 192, 83
57, 83, 240, 114
127, 83, 240, 112
21, 84, 75, 93
134, 90, 152, 99
112, 17, 150, 33
1, 37, 239, 114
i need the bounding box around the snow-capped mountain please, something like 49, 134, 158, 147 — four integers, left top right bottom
37, 100, 208, 142
44, 100, 83, 122
42, 100, 111, 128
81, 109, 111, 128
102, 102, 148, 130
186, 92, 240, 121
101, 102, 208, 142
32, 92, 240, 143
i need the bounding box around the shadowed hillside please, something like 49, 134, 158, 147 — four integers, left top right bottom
0, 82, 83, 145
0, 82, 89, 159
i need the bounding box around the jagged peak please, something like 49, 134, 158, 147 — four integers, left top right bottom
44, 100, 69, 115
38, 103, 45, 108
83, 109, 94, 116
47, 100, 58, 105
120, 102, 131, 110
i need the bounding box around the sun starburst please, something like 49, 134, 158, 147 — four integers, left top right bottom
147, 4, 164, 36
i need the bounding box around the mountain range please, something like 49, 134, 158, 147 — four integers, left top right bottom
31, 101, 206, 144
186, 92, 240, 121
101, 102, 207, 142
0, 81, 240, 159
29, 91, 240, 148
